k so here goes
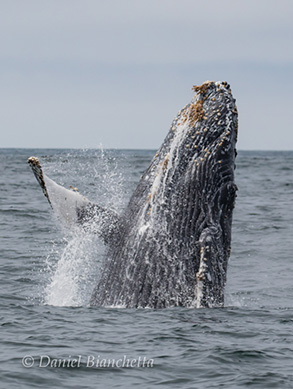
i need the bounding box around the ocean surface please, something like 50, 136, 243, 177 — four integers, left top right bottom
1, 148, 293, 388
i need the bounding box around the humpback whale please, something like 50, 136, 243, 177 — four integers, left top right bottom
28, 81, 238, 308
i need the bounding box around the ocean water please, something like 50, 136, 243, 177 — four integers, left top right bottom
1, 148, 293, 388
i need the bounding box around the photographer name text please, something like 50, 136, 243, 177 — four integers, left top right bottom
22, 355, 154, 369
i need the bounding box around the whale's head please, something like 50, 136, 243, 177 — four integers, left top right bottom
162, 80, 238, 176
145, 81, 238, 211
188, 80, 237, 165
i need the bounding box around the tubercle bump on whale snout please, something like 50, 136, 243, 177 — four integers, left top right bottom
192, 81, 214, 95
192, 80, 232, 96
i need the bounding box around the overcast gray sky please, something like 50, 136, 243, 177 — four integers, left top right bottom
1, 0, 292, 150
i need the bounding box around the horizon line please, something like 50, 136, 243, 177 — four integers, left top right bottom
1, 147, 293, 152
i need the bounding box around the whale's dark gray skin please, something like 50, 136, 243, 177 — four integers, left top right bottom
28, 81, 238, 308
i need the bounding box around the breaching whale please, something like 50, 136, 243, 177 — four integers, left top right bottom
28, 81, 238, 308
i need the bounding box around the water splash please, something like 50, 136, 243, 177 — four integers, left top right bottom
44, 232, 102, 307
38, 147, 125, 307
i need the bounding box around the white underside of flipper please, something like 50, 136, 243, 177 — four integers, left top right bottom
43, 175, 90, 227
28, 156, 121, 242
28, 156, 90, 228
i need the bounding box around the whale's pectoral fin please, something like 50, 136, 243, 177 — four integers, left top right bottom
196, 226, 226, 308
27, 157, 121, 244
196, 182, 237, 308
28, 157, 51, 204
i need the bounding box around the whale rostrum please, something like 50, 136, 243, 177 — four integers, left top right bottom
28, 81, 238, 308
